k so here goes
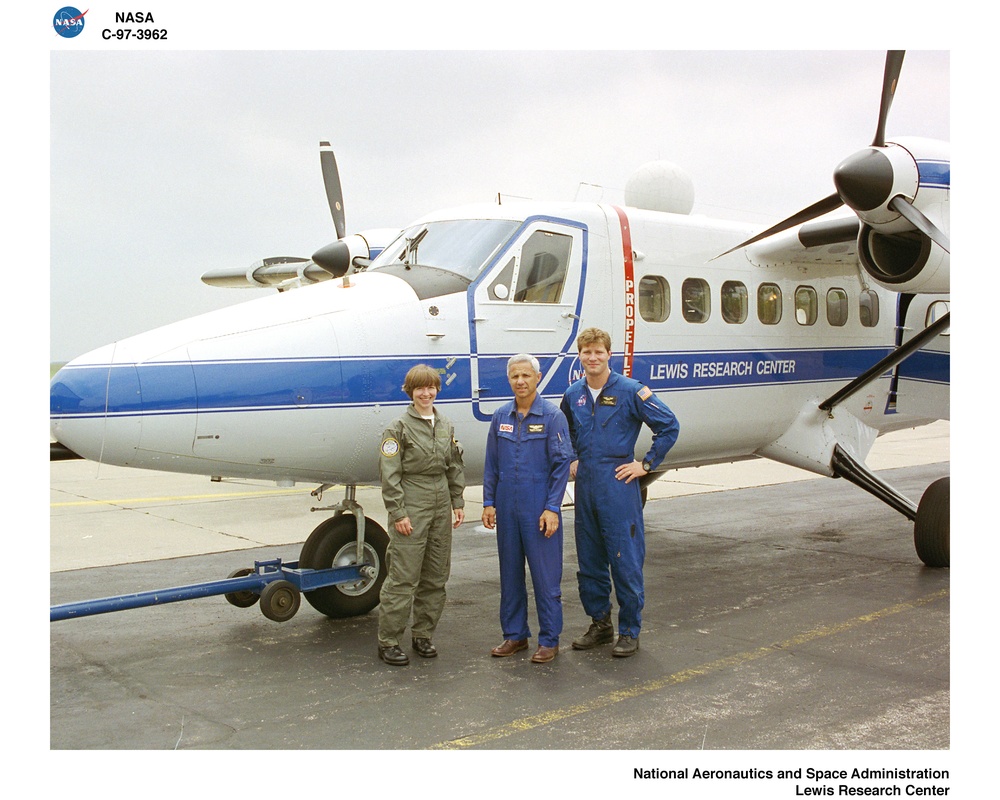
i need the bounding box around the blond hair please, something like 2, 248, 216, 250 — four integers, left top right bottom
576, 327, 612, 353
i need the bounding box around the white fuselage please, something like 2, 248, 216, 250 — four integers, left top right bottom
50, 200, 949, 486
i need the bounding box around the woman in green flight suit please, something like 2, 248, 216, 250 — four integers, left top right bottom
376, 364, 466, 666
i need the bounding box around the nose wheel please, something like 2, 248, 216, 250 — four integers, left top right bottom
299, 514, 389, 618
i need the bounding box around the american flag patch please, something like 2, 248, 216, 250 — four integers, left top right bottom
637, 386, 653, 401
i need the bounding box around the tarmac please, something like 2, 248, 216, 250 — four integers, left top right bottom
48, 422, 958, 792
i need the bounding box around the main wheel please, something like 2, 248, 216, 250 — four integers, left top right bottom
914, 476, 949, 568
299, 515, 389, 618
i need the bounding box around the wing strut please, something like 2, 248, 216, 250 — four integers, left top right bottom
818, 311, 950, 412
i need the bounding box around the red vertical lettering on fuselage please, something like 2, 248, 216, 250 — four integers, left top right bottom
612, 206, 635, 378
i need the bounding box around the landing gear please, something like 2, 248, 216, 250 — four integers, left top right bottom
299, 514, 389, 618
832, 446, 949, 568
914, 477, 950, 568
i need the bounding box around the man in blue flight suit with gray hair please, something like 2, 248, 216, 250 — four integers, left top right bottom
561, 327, 679, 657
482, 353, 572, 663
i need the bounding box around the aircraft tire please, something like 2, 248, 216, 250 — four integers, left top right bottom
299, 515, 389, 618
259, 579, 301, 622
223, 567, 259, 608
914, 476, 949, 568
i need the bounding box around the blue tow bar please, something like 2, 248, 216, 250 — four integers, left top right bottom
50, 558, 368, 622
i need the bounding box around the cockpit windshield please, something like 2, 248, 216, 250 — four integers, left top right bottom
369, 219, 521, 282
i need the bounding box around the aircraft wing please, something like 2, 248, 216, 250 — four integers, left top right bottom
744, 216, 859, 270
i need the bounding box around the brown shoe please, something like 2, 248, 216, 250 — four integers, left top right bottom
491, 638, 528, 657
530, 645, 559, 663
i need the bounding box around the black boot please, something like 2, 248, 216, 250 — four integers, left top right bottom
571, 612, 614, 649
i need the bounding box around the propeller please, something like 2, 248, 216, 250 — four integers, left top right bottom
311, 141, 355, 276
718, 51, 947, 258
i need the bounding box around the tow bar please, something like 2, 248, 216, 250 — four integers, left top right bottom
50, 558, 375, 623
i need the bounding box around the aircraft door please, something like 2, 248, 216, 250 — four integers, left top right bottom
470, 218, 587, 420
894, 295, 950, 420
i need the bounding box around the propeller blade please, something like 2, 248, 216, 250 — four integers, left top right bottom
716, 192, 843, 258
319, 141, 346, 240
873, 51, 905, 147
889, 196, 951, 253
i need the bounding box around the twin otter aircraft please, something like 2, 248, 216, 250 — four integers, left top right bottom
50, 52, 949, 620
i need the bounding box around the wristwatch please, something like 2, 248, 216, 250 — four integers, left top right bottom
642, 460, 652, 473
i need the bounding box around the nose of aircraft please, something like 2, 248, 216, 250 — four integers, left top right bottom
50, 344, 142, 464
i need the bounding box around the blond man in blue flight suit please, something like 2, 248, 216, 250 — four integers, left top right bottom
561, 328, 679, 658
377, 364, 466, 666
482, 354, 572, 663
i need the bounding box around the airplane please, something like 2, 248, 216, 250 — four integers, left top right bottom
50, 51, 949, 623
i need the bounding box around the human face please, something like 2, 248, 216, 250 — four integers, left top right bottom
579, 342, 611, 386
507, 362, 541, 406
412, 383, 438, 415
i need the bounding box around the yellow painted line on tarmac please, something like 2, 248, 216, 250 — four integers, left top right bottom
430, 588, 949, 750
51, 487, 308, 508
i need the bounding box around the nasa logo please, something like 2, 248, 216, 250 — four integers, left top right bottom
568, 355, 584, 384
53, 6, 87, 38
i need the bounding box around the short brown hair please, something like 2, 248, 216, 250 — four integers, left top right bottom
576, 327, 612, 353
402, 364, 442, 398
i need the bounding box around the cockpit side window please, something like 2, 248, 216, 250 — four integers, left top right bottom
512, 231, 572, 303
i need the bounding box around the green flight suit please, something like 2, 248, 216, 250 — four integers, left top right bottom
377, 405, 466, 646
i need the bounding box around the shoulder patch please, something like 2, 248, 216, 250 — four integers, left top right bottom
637, 386, 653, 401
380, 437, 400, 457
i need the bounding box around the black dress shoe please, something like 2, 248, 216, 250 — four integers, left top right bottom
378, 644, 409, 666
412, 637, 438, 658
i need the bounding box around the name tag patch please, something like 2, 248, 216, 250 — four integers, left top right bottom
599, 395, 617, 406
527, 424, 545, 433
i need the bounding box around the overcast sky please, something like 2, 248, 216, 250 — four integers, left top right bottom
49, 49, 949, 362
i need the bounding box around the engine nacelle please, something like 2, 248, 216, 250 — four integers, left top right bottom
857, 222, 950, 294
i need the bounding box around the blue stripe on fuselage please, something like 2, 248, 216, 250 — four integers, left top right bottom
50, 346, 950, 420
917, 159, 950, 190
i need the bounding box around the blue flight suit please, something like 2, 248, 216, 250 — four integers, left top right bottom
560, 371, 679, 638
483, 395, 572, 648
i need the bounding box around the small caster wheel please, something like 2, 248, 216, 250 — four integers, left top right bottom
259, 579, 301, 622
224, 568, 259, 608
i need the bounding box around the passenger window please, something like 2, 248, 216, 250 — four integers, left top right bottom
638, 276, 670, 322
757, 283, 782, 325
795, 286, 818, 326
859, 290, 880, 328
827, 288, 849, 327
512, 231, 571, 303
682, 278, 710, 323
721, 281, 748, 324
